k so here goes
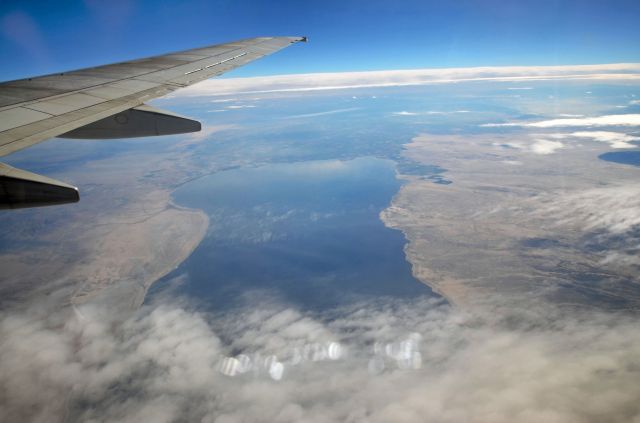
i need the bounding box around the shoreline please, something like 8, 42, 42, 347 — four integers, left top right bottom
69, 190, 210, 317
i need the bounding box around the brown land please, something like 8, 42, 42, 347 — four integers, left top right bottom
381, 132, 640, 310
0, 135, 217, 318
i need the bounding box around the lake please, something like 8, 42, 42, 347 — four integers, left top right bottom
148, 156, 438, 312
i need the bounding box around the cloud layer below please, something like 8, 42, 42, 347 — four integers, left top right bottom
2, 296, 640, 423
170, 64, 640, 97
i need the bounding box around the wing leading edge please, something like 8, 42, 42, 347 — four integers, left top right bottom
0, 36, 306, 208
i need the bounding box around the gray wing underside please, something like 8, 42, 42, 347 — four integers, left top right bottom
0, 36, 305, 209
0, 36, 304, 157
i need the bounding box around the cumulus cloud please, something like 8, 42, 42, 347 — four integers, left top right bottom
494, 138, 565, 155
168, 64, 640, 97
530, 139, 564, 154
2, 294, 640, 422
483, 114, 640, 128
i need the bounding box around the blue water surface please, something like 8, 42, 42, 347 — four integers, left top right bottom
148, 156, 438, 311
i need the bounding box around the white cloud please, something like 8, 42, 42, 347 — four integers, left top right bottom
601, 251, 640, 266
529, 114, 640, 128
393, 111, 419, 116
210, 98, 236, 103
169, 64, 640, 97
491, 129, 638, 155
530, 139, 564, 154
494, 138, 564, 155
483, 114, 640, 128
2, 295, 640, 422
567, 131, 638, 148
536, 184, 640, 234
529, 185, 640, 267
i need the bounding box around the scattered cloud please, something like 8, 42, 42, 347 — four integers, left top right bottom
227, 105, 257, 109
482, 114, 640, 128
494, 138, 564, 155
536, 184, 640, 234
565, 131, 638, 148
530, 139, 564, 155
507, 87, 534, 90
169, 64, 640, 97
601, 251, 640, 267
530, 185, 640, 268
493, 130, 637, 152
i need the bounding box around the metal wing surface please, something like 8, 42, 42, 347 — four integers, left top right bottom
0, 36, 305, 208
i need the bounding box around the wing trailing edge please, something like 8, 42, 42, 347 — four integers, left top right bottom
0, 36, 306, 209
59, 105, 201, 139
0, 163, 79, 209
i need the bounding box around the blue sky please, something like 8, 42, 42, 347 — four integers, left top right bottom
1, 0, 639, 81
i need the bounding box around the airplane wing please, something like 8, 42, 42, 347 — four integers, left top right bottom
0, 36, 306, 209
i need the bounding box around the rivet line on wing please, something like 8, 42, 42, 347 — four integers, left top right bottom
184, 52, 249, 75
